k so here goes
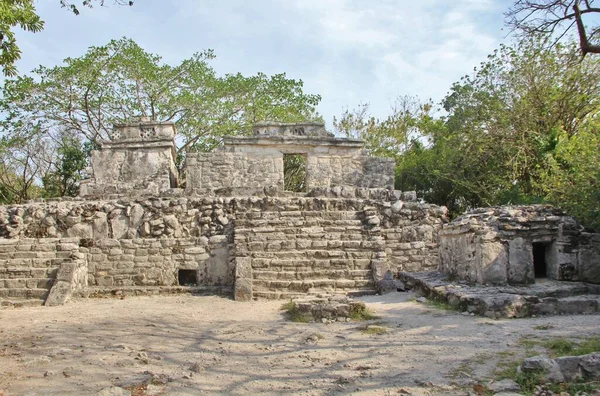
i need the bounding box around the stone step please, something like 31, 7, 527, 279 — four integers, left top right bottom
0, 278, 54, 289
252, 287, 377, 301
0, 267, 59, 279
84, 285, 233, 298
252, 258, 373, 270
249, 251, 373, 260
252, 279, 374, 292
253, 269, 372, 281
0, 258, 66, 268
400, 271, 600, 318
0, 251, 73, 261
237, 211, 362, 221
236, 219, 364, 228
0, 288, 49, 299
0, 298, 45, 308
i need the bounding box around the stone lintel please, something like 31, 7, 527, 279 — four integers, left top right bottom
223, 135, 364, 148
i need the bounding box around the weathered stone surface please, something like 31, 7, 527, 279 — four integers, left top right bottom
96, 387, 131, 396
555, 356, 582, 381
234, 278, 252, 301
508, 237, 533, 284
580, 353, 600, 380
439, 205, 599, 285
488, 379, 521, 393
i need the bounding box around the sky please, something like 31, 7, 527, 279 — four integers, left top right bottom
15, 0, 514, 128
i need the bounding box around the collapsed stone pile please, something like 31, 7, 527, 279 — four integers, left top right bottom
286, 294, 371, 323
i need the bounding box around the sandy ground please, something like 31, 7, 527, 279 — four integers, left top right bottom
0, 292, 599, 396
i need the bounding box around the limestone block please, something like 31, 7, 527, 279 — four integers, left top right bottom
579, 235, 600, 283
508, 237, 533, 284
476, 241, 508, 285
580, 353, 600, 380
234, 278, 252, 301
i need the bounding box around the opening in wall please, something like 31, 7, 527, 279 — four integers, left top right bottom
284, 154, 307, 192
178, 269, 197, 286
532, 242, 548, 278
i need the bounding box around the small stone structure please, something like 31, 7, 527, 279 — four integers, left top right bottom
0, 120, 447, 306
80, 118, 179, 197
438, 206, 600, 285
186, 122, 395, 194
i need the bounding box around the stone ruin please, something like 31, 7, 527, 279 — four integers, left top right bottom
0, 119, 597, 313
0, 119, 447, 307
439, 206, 600, 285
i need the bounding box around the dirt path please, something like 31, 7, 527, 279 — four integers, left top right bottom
1, 292, 599, 395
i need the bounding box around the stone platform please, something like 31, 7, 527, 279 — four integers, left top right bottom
399, 271, 600, 318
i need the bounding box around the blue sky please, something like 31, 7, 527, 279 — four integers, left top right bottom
16, 0, 513, 128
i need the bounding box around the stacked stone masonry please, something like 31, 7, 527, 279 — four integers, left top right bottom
439, 206, 600, 285
3, 120, 597, 307
0, 194, 447, 304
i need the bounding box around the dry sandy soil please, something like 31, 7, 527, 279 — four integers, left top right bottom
0, 292, 599, 396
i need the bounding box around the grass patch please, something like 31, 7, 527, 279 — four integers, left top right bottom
542, 336, 600, 358
280, 301, 313, 323
423, 297, 459, 312
358, 323, 388, 335
494, 336, 600, 395
533, 323, 555, 331
495, 360, 546, 394
349, 304, 380, 321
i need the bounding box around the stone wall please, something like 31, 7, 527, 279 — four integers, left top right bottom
439, 206, 600, 285
0, 193, 448, 304
80, 119, 178, 197
185, 152, 283, 192
0, 238, 84, 306
185, 122, 395, 194
87, 236, 232, 288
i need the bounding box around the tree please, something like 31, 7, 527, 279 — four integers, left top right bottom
1, 38, 321, 153
542, 120, 600, 229
0, 38, 321, 199
0, 0, 134, 77
506, 0, 600, 56
42, 134, 88, 198
0, 126, 55, 203
60, 1, 133, 15
333, 96, 431, 160
0, 0, 44, 76
395, 36, 600, 220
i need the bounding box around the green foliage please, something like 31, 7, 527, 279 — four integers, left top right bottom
0, 38, 321, 154
0, 0, 44, 76
280, 301, 312, 323
60, 0, 133, 15
541, 123, 600, 229
541, 337, 600, 358
333, 96, 430, 160
395, 36, 600, 222
283, 154, 307, 192
42, 136, 87, 198
0, 38, 321, 202
348, 304, 379, 321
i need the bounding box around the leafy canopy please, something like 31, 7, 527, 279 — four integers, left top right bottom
0, 38, 322, 155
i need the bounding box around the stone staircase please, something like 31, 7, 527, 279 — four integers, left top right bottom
235, 209, 377, 299
0, 239, 74, 307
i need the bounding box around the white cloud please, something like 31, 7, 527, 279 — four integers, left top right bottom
11, 0, 509, 126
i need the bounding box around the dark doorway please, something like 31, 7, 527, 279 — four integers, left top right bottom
178, 269, 197, 286
533, 243, 548, 278
283, 154, 307, 192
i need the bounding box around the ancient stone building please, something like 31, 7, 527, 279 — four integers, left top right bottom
439, 206, 600, 285
0, 120, 447, 307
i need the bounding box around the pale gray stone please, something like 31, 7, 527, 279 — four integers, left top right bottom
580, 353, 600, 380
488, 379, 521, 392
